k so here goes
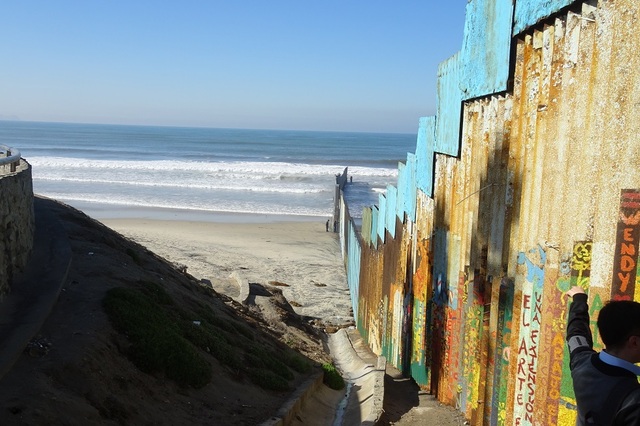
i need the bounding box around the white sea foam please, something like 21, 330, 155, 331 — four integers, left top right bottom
28, 157, 398, 178
34, 176, 328, 194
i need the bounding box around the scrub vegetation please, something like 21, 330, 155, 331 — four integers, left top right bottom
103, 280, 312, 390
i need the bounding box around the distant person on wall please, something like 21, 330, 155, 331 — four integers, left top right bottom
566, 286, 640, 425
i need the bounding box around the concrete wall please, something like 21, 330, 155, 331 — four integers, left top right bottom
342, 0, 640, 424
0, 159, 35, 296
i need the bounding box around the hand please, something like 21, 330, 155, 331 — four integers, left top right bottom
566, 286, 586, 298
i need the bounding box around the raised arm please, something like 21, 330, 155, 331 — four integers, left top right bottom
565, 286, 594, 368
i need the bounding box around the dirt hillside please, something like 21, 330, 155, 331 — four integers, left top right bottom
0, 198, 330, 425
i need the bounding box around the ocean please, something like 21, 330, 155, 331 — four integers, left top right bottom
0, 121, 416, 222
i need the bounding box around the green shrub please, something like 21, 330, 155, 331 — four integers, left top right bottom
245, 351, 293, 380
103, 286, 212, 388
163, 336, 211, 388
322, 363, 345, 390
139, 280, 174, 306
248, 369, 289, 392
181, 319, 244, 370
286, 354, 312, 374
103, 284, 310, 392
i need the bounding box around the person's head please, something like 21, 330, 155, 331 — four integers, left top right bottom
598, 300, 640, 359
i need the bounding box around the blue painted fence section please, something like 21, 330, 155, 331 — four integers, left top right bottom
347, 221, 361, 320
386, 185, 397, 239
377, 193, 387, 243
403, 153, 417, 223
435, 52, 463, 157
461, 0, 513, 100
416, 116, 436, 197
371, 206, 379, 249
513, 0, 576, 35
397, 162, 407, 222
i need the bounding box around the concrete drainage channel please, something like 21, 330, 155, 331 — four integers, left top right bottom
328, 328, 385, 425
261, 327, 385, 426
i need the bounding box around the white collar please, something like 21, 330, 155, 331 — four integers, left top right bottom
600, 350, 640, 376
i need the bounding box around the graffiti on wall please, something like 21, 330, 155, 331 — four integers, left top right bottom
430, 272, 447, 397
612, 189, 640, 300
513, 245, 546, 425
411, 236, 432, 386
461, 275, 485, 418
339, 0, 640, 421
492, 278, 514, 425
442, 273, 465, 407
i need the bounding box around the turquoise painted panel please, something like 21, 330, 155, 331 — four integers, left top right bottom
347, 222, 361, 320
416, 116, 436, 196
386, 185, 397, 239
436, 52, 463, 157
397, 162, 407, 222
461, 0, 513, 100
378, 193, 387, 243
513, 0, 575, 35
403, 153, 417, 223
371, 206, 379, 249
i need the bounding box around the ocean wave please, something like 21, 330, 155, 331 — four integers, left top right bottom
28, 157, 398, 178
33, 176, 329, 194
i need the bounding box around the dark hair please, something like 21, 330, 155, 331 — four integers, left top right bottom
598, 300, 640, 349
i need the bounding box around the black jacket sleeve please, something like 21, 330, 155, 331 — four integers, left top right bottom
614, 387, 640, 425
566, 293, 594, 369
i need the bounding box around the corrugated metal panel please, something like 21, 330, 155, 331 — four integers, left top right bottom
386, 185, 397, 239
381, 222, 404, 367
416, 116, 436, 196
435, 52, 464, 157
347, 221, 361, 320
403, 153, 417, 222
359, 229, 385, 355
513, 0, 576, 35
339, 195, 346, 255
344, 0, 640, 424
377, 193, 387, 243
461, 0, 513, 99
411, 190, 435, 387
396, 161, 407, 222
371, 206, 379, 249
362, 207, 372, 247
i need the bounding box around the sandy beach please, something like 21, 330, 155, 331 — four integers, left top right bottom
100, 217, 355, 330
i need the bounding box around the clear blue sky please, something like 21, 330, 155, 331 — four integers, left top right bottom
0, 1, 467, 133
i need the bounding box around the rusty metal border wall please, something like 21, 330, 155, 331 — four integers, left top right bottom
339, 0, 640, 424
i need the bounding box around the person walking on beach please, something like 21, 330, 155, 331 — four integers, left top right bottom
326, 219, 330, 232
566, 286, 640, 425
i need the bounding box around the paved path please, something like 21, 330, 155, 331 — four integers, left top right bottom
0, 197, 72, 381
